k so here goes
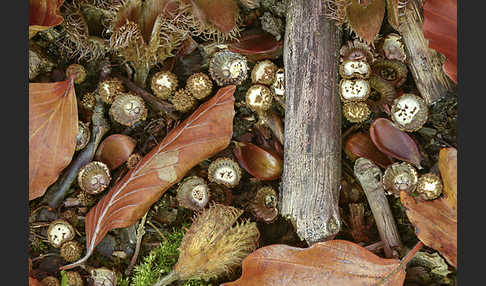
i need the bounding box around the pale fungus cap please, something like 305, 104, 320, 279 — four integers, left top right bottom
383, 162, 418, 196
77, 161, 111, 195
246, 84, 274, 113
339, 79, 371, 102
47, 219, 75, 248
342, 101, 371, 123
250, 186, 278, 223
416, 173, 443, 200
110, 93, 147, 126
208, 158, 242, 188
339, 60, 371, 79
251, 60, 278, 85
391, 94, 428, 132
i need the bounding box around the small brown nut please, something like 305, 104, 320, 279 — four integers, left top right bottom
47, 219, 75, 248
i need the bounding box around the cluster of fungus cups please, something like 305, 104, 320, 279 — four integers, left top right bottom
46, 219, 84, 263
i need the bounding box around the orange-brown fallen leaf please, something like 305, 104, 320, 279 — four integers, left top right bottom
400, 148, 457, 268
29, 78, 78, 201
422, 0, 457, 83
188, 0, 238, 34
61, 85, 236, 270
222, 240, 407, 286
346, 0, 385, 44
29, 0, 65, 39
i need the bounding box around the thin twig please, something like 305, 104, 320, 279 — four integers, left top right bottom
147, 220, 167, 242
126, 212, 149, 275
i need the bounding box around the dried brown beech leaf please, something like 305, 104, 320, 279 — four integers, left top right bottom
222, 240, 406, 286
29, 78, 78, 201
346, 0, 385, 44
228, 29, 283, 62
422, 0, 457, 83
29, 0, 65, 39
438, 147, 457, 212
189, 0, 238, 34
61, 85, 236, 270
400, 149, 457, 269
385, 0, 400, 30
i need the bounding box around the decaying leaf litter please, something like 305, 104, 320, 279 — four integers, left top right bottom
28, 0, 457, 285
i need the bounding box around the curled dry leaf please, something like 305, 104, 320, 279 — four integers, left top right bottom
422, 0, 457, 83
346, 0, 385, 44
60, 85, 236, 270
29, 78, 78, 201
222, 240, 406, 286
228, 29, 283, 62
188, 0, 238, 34
29, 0, 65, 39
400, 148, 457, 267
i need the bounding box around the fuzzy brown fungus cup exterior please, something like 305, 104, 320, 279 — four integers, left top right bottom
65, 64, 87, 84
176, 176, 210, 211
391, 94, 428, 132
342, 101, 371, 123
151, 70, 178, 100
382, 162, 418, 197
208, 157, 242, 188
60, 240, 83, 262
251, 60, 278, 85
41, 276, 60, 286
171, 89, 197, 113
126, 153, 143, 170
245, 84, 274, 114
77, 191, 96, 207
339, 39, 374, 63
250, 186, 278, 223
209, 50, 248, 86
77, 161, 111, 195
65, 271, 84, 286
109, 93, 147, 126
381, 33, 407, 63
75, 121, 91, 151
416, 173, 443, 200
339, 60, 371, 79
186, 72, 213, 100
339, 79, 371, 102
47, 219, 75, 248
98, 77, 125, 104
371, 59, 408, 88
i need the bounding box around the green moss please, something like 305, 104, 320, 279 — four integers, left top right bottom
121, 224, 212, 286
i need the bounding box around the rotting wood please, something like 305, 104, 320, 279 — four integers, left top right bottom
354, 158, 402, 258
398, 0, 454, 105
280, 0, 342, 245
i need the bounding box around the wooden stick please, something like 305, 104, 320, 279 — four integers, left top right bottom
279, 0, 342, 245
354, 158, 402, 258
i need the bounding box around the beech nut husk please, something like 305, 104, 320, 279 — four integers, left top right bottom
95, 134, 137, 170
233, 141, 283, 180
344, 132, 392, 168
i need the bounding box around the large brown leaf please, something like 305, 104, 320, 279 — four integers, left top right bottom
61, 85, 236, 270
222, 240, 406, 286
346, 0, 386, 44
422, 0, 457, 83
400, 148, 457, 268
189, 0, 238, 34
29, 78, 78, 201
29, 0, 65, 39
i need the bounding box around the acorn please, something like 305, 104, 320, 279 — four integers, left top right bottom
342, 101, 371, 123
98, 77, 125, 104
339, 60, 371, 79
75, 121, 91, 151
151, 70, 178, 100
126, 153, 143, 169
390, 94, 428, 132
65, 64, 87, 84
339, 79, 371, 102
250, 186, 278, 223
95, 134, 137, 170
65, 271, 84, 286
186, 72, 213, 100
176, 176, 210, 211
60, 240, 83, 262
233, 141, 283, 181
171, 89, 197, 113
382, 162, 418, 197
77, 161, 111, 195
208, 157, 242, 188
47, 219, 75, 248
156, 204, 259, 284
372, 59, 408, 87
416, 173, 443, 200
41, 276, 60, 286
109, 93, 147, 126
251, 60, 278, 85
209, 50, 248, 86
245, 84, 274, 114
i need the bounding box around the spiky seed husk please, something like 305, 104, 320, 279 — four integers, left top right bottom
109, 93, 148, 126
339, 38, 374, 62
98, 78, 125, 104
174, 204, 259, 281
77, 161, 111, 195
171, 89, 197, 113
208, 157, 242, 188
186, 73, 213, 100
81, 92, 96, 110
65, 271, 84, 286
343, 101, 371, 123
77, 191, 96, 207
151, 70, 179, 100
126, 153, 143, 169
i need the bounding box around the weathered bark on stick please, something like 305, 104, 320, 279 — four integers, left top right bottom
354, 158, 402, 258
279, 0, 342, 245
398, 0, 454, 105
